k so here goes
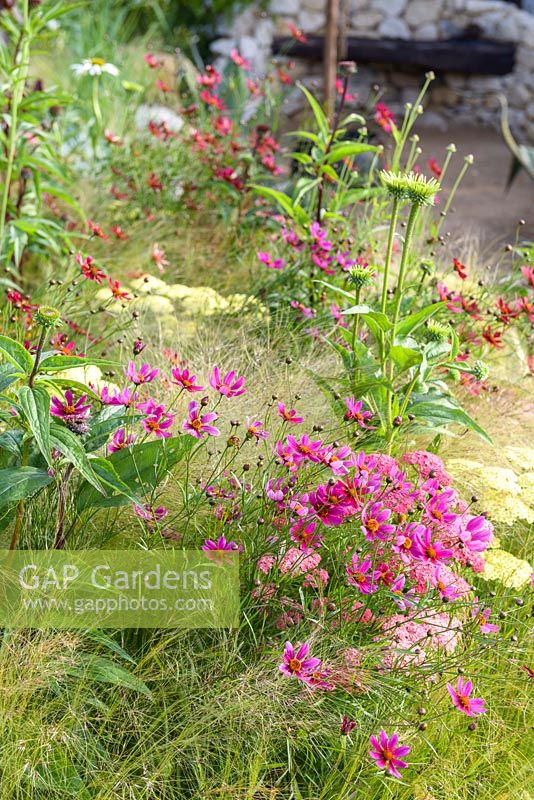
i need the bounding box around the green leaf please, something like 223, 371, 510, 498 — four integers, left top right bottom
0, 334, 32, 374
342, 304, 392, 331
38, 354, 118, 373
64, 654, 151, 696
395, 302, 444, 339
389, 345, 423, 373
297, 81, 329, 140
0, 364, 20, 392
49, 423, 106, 493
75, 436, 192, 511
84, 411, 143, 453
0, 466, 53, 509
0, 429, 24, 458
408, 399, 492, 443
35, 377, 102, 403
18, 386, 52, 466
325, 142, 379, 163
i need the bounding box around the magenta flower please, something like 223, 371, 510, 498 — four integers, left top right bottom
459, 515, 492, 552
344, 396, 374, 428
411, 528, 453, 563
279, 641, 322, 683
201, 535, 241, 552
101, 386, 136, 407
142, 412, 174, 438
472, 599, 499, 634
289, 520, 323, 553
278, 402, 304, 424
257, 251, 285, 270
209, 366, 246, 397
182, 400, 220, 438
246, 419, 269, 441
125, 360, 159, 385
431, 565, 462, 601
133, 503, 168, 525
369, 730, 411, 779
447, 677, 487, 716
170, 367, 204, 393
346, 554, 377, 594
109, 428, 136, 452
424, 490, 457, 526
340, 714, 357, 735
308, 483, 348, 526
50, 390, 91, 421
286, 434, 323, 465
361, 501, 395, 541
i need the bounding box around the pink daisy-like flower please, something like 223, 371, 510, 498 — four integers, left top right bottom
182, 400, 220, 438
277, 402, 304, 424
246, 419, 269, 441
209, 366, 246, 397
125, 361, 159, 385
344, 396, 374, 428
411, 528, 453, 563
459, 515, 493, 552
142, 410, 174, 438
50, 390, 91, 421
109, 428, 136, 452
472, 599, 499, 634
346, 554, 377, 594
446, 677, 487, 716
289, 520, 322, 553
431, 564, 462, 601
133, 503, 168, 525
201, 535, 241, 552
170, 367, 204, 393
369, 730, 410, 779
361, 501, 395, 541
279, 641, 322, 683
100, 386, 136, 407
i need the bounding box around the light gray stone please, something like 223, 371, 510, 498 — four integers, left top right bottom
270, 0, 299, 13
526, 102, 534, 121
525, 120, 534, 144
413, 22, 439, 39
297, 9, 325, 30
210, 38, 235, 57
370, 0, 407, 14
417, 110, 448, 131
378, 16, 410, 38
517, 46, 534, 70
463, 0, 508, 14
405, 0, 442, 26
506, 83, 532, 107
301, 0, 325, 10
351, 10, 383, 29
431, 85, 459, 106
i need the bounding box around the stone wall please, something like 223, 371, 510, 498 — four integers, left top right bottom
212, 0, 534, 141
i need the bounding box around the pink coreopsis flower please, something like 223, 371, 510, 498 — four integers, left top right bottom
289, 520, 322, 553
76, 253, 106, 283
369, 730, 410, 779
201, 535, 241, 552
472, 599, 499, 634
109, 428, 136, 452
151, 243, 169, 272
209, 366, 246, 397
257, 251, 285, 270
125, 361, 159, 385
133, 503, 168, 525
411, 528, 453, 563
344, 396, 374, 428
374, 102, 396, 133
100, 386, 136, 407
361, 501, 395, 541
230, 49, 251, 69
277, 402, 304, 424
182, 400, 220, 438
50, 390, 91, 421
170, 367, 204, 393
459, 515, 493, 552
279, 641, 321, 683
447, 677, 487, 716
142, 407, 174, 438
340, 714, 357, 735
431, 564, 462, 601
346, 554, 377, 594
246, 419, 269, 441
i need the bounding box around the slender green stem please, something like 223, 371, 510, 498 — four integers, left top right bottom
28, 326, 47, 387
92, 75, 102, 128
391, 203, 419, 333
351, 287, 361, 354
0, 0, 31, 257
380, 197, 399, 315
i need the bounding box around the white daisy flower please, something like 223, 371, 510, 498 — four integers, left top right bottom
71, 58, 119, 77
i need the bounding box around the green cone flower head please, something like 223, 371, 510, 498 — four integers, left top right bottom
380, 170, 441, 206
348, 264, 374, 290
471, 360, 489, 381
425, 319, 450, 342
34, 306, 61, 329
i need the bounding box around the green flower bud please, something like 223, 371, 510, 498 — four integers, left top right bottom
34, 306, 61, 329
471, 360, 489, 381
348, 264, 374, 289
425, 320, 450, 342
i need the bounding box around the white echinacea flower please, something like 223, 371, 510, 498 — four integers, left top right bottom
71, 57, 119, 77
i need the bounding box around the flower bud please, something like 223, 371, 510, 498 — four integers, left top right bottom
34, 306, 61, 329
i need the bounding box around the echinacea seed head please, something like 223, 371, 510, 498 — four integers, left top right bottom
34, 305, 61, 329
348, 264, 374, 289
425, 319, 450, 342
471, 360, 489, 381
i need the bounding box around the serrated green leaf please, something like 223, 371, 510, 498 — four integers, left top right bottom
395, 302, 444, 339
18, 386, 52, 466
0, 466, 53, 509
0, 334, 32, 374
49, 423, 106, 493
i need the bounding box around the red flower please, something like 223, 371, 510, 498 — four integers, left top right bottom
144, 53, 163, 69
199, 89, 225, 110
428, 157, 442, 177
104, 129, 123, 146
155, 78, 172, 93
482, 326, 504, 348
87, 219, 108, 239
230, 49, 251, 70
288, 22, 308, 43
521, 265, 534, 289
374, 102, 396, 133
76, 254, 106, 283
110, 225, 128, 240
108, 277, 131, 301
147, 172, 163, 192
453, 257, 468, 280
